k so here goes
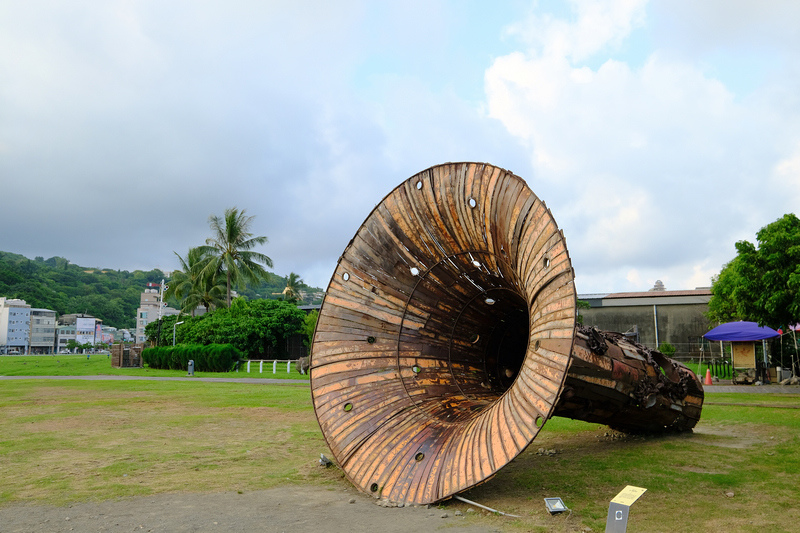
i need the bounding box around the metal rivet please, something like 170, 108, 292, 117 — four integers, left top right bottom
342, 272, 350, 281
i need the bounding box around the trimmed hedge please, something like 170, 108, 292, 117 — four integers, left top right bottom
142, 344, 242, 372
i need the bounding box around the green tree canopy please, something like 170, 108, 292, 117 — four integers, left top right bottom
165, 247, 226, 315
146, 298, 305, 358
708, 213, 800, 329
198, 207, 273, 307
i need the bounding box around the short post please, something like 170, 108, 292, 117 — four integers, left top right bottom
259, 360, 263, 373
247, 360, 251, 373
187, 360, 195, 376
605, 486, 646, 533
273, 360, 277, 374
287, 360, 291, 373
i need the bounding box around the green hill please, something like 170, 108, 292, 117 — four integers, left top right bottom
0, 251, 324, 329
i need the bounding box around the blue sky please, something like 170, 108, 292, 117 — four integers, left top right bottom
2, 0, 799, 295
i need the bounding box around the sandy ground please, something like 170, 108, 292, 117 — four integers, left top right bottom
0, 486, 506, 533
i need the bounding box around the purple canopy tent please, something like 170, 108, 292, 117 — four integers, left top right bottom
704, 321, 780, 382
704, 321, 780, 341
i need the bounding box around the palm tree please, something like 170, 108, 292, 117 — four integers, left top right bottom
192, 273, 227, 314
165, 247, 226, 315
198, 207, 273, 307
283, 272, 303, 303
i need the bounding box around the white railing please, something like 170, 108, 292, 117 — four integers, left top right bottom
241, 359, 304, 375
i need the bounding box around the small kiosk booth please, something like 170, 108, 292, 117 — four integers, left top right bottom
704, 321, 779, 384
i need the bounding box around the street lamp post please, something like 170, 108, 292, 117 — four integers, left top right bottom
173, 321, 184, 346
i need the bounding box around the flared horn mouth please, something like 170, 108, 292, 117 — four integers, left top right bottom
310, 162, 576, 505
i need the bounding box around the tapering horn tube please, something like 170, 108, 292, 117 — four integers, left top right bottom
310, 162, 703, 506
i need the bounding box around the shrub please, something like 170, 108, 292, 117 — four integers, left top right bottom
142, 344, 241, 372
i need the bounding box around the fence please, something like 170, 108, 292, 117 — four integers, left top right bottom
240, 359, 305, 375
701, 358, 733, 379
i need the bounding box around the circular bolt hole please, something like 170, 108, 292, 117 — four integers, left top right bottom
370, 483, 379, 493
485, 297, 496, 305
468, 197, 477, 208
469, 333, 480, 344
471, 260, 481, 268
343, 402, 353, 412
412, 365, 422, 374
534, 340, 541, 351
535, 415, 544, 428
342, 272, 350, 281
543, 257, 550, 269
410, 267, 420, 276
416, 180, 423, 190
367, 336, 376, 344
415, 452, 425, 462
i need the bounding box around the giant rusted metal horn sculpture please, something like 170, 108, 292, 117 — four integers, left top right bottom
310, 162, 704, 506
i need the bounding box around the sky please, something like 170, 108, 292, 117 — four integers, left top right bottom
2, 0, 800, 295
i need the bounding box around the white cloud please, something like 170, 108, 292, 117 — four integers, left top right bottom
485, 0, 800, 294
506, 0, 647, 63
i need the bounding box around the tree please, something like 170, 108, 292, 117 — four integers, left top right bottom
708, 213, 800, 329
65, 339, 81, 353
198, 207, 273, 307
165, 247, 226, 315
283, 272, 303, 303
707, 257, 744, 323
149, 298, 306, 358
302, 309, 319, 349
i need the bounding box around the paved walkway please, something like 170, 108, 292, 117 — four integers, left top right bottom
704, 381, 800, 393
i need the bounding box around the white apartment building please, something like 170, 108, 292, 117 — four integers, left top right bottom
0, 297, 31, 354
30, 308, 57, 354
135, 288, 179, 344
56, 314, 100, 352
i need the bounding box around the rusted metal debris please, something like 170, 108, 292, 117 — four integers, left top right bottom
555, 326, 703, 432
310, 162, 704, 506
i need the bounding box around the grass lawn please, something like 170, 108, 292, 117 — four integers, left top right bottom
0, 372, 798, 532
0, 353, 309, 380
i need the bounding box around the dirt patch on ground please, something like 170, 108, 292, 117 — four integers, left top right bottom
0, 486, 505, 533
690, 423, 780, 449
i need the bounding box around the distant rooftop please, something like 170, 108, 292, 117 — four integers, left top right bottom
604, 288, 712, 299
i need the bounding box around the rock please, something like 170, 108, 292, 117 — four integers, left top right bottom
441, 513, 449, 519
725, 491, 735, 498
349, 498, 356, 504
455, 510, 463, 516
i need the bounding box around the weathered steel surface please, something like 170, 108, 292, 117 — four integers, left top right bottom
554, 326, 704, 432
310, 162, 703, 506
